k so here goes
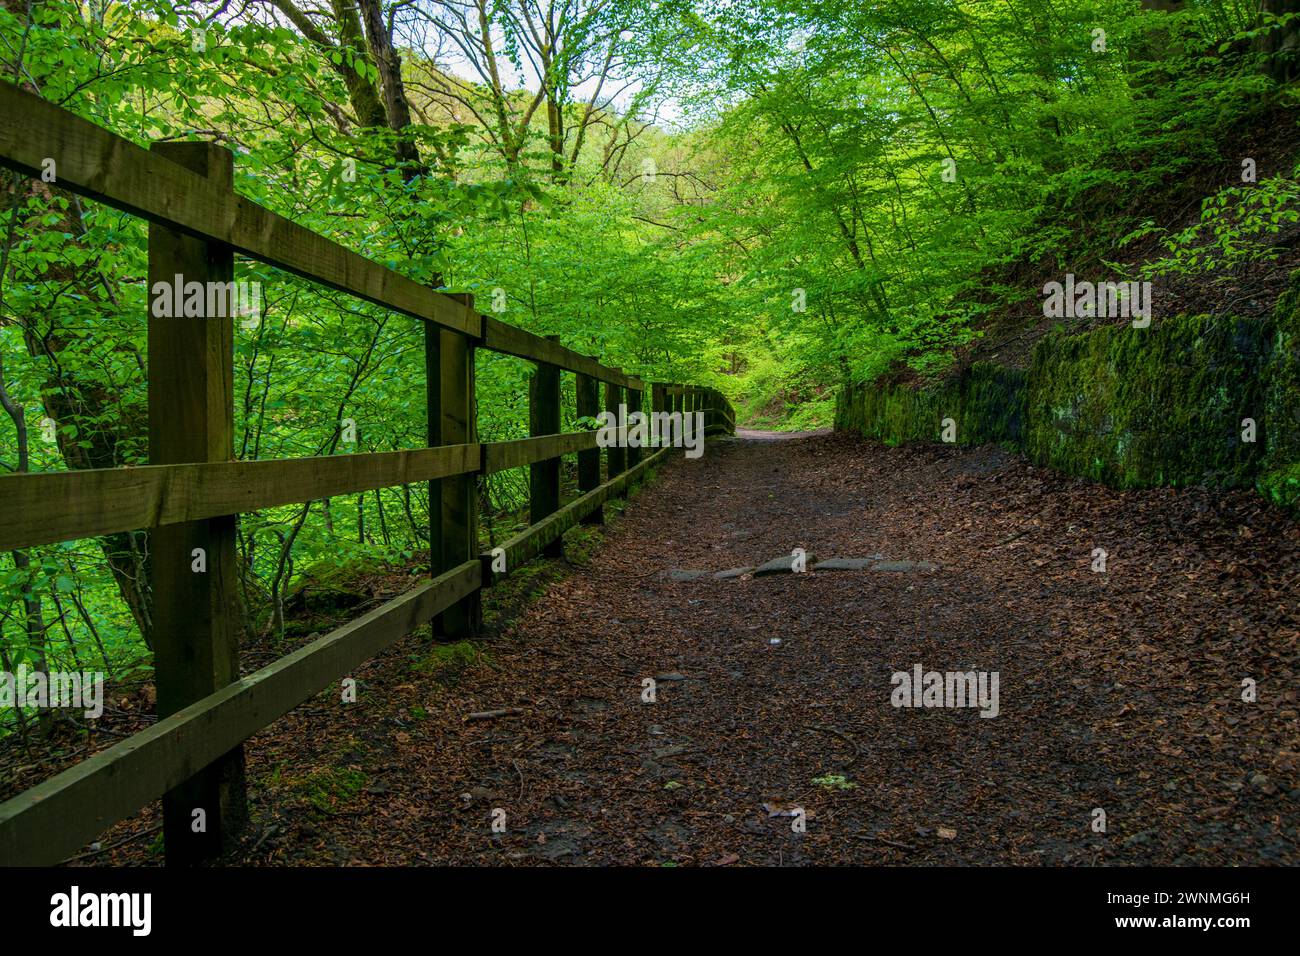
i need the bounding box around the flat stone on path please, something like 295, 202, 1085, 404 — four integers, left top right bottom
870, 560, 938, 572
812, 556, 885, 571
753, 553, 819, 576
714, 566, 754, 579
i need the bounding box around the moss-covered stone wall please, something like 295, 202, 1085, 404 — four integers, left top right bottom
1025, 314, 1271, 490
835, 293, 1299, 508
834, 362, 1026, 449
1260, 279, 1300, 507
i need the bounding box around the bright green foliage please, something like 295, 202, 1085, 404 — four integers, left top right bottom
812, 773, 856, 791
663, 0, 1285, 406
1149, 169, 1300, 277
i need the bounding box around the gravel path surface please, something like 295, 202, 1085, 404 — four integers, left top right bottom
91, 431, 1300, 865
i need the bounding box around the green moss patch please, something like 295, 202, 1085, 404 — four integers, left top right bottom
835, 362, 1026, 450
407, 638, 489, 686
1261, 273, 1300, 505
263, 764, 369, 815
1026, 314, 1271, 489
837, 302, 1296, 510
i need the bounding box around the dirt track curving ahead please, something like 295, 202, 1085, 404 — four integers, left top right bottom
92, 430, 1300, 865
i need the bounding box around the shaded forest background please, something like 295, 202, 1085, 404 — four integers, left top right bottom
3, 0, 1299, 730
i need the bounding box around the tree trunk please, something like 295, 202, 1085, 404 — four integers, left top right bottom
1255, 0, 1300, 82
356, 0, 427, 178
1, 0, 153, 646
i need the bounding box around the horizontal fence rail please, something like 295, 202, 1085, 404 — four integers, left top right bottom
481, 317, 642, 390
0, 561, 481, 866
0, 80, 736, 866
0, 445, 480, 551
486, 445, 672, 578
0, 83, 474, 339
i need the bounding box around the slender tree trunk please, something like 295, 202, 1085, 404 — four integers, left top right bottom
356, 0, 426, 178
1255, 0, 1300, 82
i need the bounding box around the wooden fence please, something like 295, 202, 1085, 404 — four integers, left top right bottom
0, 82, 735, 866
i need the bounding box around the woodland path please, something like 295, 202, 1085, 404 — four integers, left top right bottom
102, 430, 1299, 865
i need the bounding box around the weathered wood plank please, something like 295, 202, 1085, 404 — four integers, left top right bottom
480, 316, 641, 389
576, 369, 603, 525
484, 447, 670, 580
0, 82, 476, 336
0, 85, 654, 398
147, 140, 245, 864
529, 348, 562, 558
0, 445, 480, 551
429, 310, 480, 638
482, 433, 600, 476
626, 387, 643, 469
0, 561, 481, 867
605, 380, 626, 478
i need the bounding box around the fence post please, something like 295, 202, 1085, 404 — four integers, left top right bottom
651, 383, 665, 449
605, 376, 626, 478
147, 140, 246, 865
530, 336, 562, 556
428, 294, 480, 637
576, 362, 602, 525
626, 384, 642, 470
684, 385, 695, 441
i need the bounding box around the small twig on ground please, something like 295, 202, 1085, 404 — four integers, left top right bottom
625, 566, 674, 579
854, 834, 917, 851
808, 724, 860, 767
60, 823, 162, 864
465, 707, 524, 721
994, 528, 1031, 547
251, 824, 281, 853
87, 725, 139, 739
